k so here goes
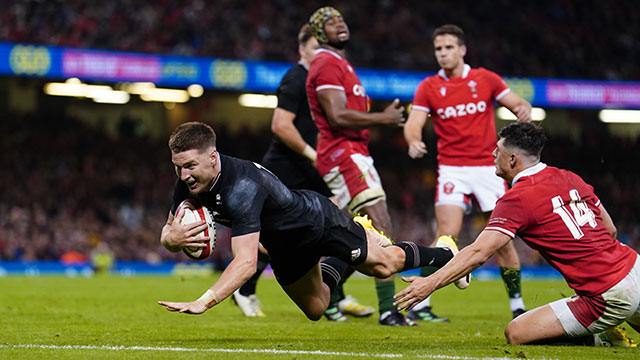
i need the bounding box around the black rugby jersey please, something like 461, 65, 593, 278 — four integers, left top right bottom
171, 154, 327, 247
266, 63, 319, 160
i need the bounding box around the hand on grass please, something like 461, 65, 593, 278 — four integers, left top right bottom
158, 300, 208, 315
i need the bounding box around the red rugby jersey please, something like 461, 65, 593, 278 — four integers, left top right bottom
412, 65, 509, 166
306, 49, 369, 175
486, 163, 637, 296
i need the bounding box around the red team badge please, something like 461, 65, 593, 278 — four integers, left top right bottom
443, 181, 455, 194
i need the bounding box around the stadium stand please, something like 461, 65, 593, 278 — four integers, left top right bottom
0, 110, 638, 263
0, 0, 638, 80
0, 1, 638, 265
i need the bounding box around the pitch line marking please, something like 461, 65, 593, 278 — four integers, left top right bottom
0, 344, 558, 360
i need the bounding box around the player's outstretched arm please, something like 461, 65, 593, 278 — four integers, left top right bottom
403, 110, 428, 159
160, 209, 209, 252
158, 232, 261, 315
498, 92, 532, 122
318, 89, 404, 129
393, 230, 511, 310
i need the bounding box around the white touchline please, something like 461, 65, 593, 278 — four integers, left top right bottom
0, 344, 558, 360
1, 344, 402, 358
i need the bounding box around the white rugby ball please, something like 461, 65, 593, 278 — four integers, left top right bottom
177, 198, 216, 260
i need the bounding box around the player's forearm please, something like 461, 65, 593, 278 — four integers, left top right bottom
403, 111, 427, 143
403, 118, 423, 144
273, 121, 312, 155
431, 243, 489, 290
330, 108, 387, 129
501, 94, 532, 121
199, 257, 257, 309
271, 108, 309, 154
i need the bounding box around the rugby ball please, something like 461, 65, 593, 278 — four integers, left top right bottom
177, 198, 216, 260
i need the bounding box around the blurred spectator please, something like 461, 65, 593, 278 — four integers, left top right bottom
91, 242, 114, 274
0, 0, 638, 80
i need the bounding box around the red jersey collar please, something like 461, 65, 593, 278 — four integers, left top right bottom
315, 48, 342, 60
438, 64, 471, 81
512, 162, 547, 186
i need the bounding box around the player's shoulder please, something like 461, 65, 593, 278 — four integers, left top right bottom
219, 156, 264, 196
553, 167, 591, 188
280, 63, 306, 86
471, 67, 503, 80
311, 49, 344, 69
417, 74, 440, 91
222, 154, 260, 175
512, 166, 575, 196
539, 165, 580, 182
219, 154, 254, 181
287, 63, 307, 78
501, 184, 526, 202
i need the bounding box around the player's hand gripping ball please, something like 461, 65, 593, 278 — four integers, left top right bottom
177, 198, 216, 260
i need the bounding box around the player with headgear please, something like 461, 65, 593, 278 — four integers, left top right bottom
306, 6, 421, 326
232, 23, 375, 320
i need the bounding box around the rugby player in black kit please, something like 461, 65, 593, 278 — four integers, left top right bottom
158, 122, 466, 321
235, 23, 374, 320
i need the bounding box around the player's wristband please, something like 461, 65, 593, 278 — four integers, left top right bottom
196, 289, 220, 309
301, 145, 317, 162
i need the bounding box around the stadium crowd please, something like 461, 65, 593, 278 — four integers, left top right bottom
1, 0, 638, 81
0, 112, 638, 265
0, 1, 639, 266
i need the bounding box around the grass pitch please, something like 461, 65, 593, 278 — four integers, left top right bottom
0, 274, 638, 359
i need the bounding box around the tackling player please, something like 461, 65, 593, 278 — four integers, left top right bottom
306, 7, 412, 326
403, 24, 532, 322
395, 122, 639, 347
158, 122, 466, 322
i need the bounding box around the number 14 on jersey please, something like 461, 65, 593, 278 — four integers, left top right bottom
551, 189, 597, 239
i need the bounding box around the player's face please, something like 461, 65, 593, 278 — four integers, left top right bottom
300, 36, 319, 66
323, 15, 349, 46
171, 147, 219, 195
433, 34, 466, 71
493, 138, 512, 181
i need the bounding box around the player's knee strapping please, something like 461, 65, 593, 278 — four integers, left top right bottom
320, 257, 350, 293
393, 242, 454, 271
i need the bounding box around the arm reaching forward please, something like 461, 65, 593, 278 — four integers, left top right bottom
158, 231, 260, 314
393, 230, 511, 311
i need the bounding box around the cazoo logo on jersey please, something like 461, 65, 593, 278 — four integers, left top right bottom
436, 101, 487, 119
353, 84, 366, 97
